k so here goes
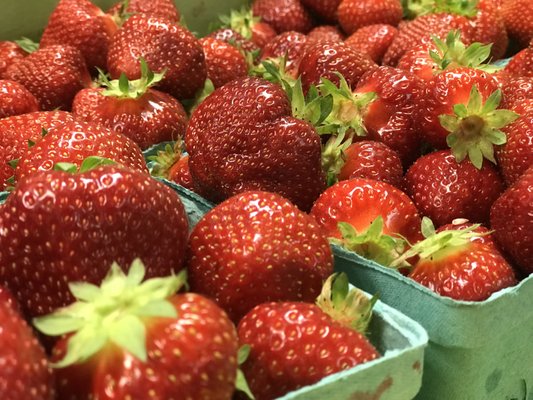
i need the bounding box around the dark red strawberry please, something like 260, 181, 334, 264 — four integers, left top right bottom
404, 150, 504, 227
502, 0, 533, 47
491, 166, 533, 274
4, 45, 91, 111
34, 260, 238, 399
307, 25, 345, 44
0, 164, 189, 317
72, 61, 187, 149
239, 274, 379, 400
252, 0, 314, 33
107, 0, 180, 24
218, 6, 277, 49
40, 0, 118, 70
260, 31, 309, 76
0, 79, 39, 118
208, 28, 260, 54
107, 14, 206, 100
300, 0, 342, 23
500, 76, 533, 109
186, 77, 326, 211
345, 24, 398, 64
0, 111, 75, 190
337, 0, 402, 35
504, 47, 533, 78
200, 37, 248, 88
187, 191, 333, 322
0, 41, 28, 78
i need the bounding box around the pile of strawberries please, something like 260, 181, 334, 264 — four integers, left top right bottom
0, 0, 532, 398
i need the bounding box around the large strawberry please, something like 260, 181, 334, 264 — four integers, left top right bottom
239, 274, 379, 400
4, 45, 91, 111
502, 0, 533, 47
345, 24, 398, 64
0, 286, 54, 399
40, 0, 118, 70
0, 79, 39, 118
187, 191, 333, 322
0, 41, 28, 78
337, 0, 403, 35
0, 163, 189, 317
252, 0, 314, 34
107, 14, 206, 100
34, 260, 238, 399
200, 37, 249, 88
108, 0, 181, 24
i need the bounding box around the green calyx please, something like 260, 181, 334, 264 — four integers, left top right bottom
330, 217, 409, 268
429, 30, 501, 73
219, 6, 259, 40
33, 259, 187, 368
404, 0, 479, 18
321, 131, 354, 186
250, 58, 297, 89
316, 273, 377, 335
14, 37, 39, 54
148, 139, 185, 178
439, 86, 519, 169
235, 345, 255, 400
53, 156, 117, 175
188, 78, 216, 115
98, 58, 165, 100
110, 0, 133, 26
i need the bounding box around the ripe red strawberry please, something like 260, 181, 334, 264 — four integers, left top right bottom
186, 77, 326, 211
14, 120, 147, 183
188, 191, 333, 322
4, 45, 91, 111
337, 0, 402, 35
40, 0, 118, 70
404, 150, 504, 227
34, 260, 238, 399
260, 31, 309, 75
0, 286, 54, 399
239, 274, 379, 400
504, 47, 533, 78
392, 218, 517, 301
345, 24, 398, 64
200, 37, 248, 88
300, 0, 342, 23
501, 0, 533, 47
490, 166, 533, 274
0, 79, 39, 118
0, 111, 75, 190
107, 0, 180, 23
500, 76, 533, 109
208, 28, 260, 54
0, 41, 27, 78
307, 25, 345, 44
0, 164, 189, 317
252, 0, 314, 33
107, 14, 206, 100
72, 61, 187, 149
218, 6, 277, 49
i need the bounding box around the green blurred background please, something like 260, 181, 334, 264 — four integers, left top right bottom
0, 0, 247, 41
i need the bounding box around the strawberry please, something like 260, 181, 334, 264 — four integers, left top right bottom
0, 79, 39, 118
218, 6, 277, 49
307, 25, 345, 44
107, 0, 180, 24
4, 45, 91, 111
404, 150, 504, 227
504, 47, 533, 78
185, 76, 326, 211
260, 32, 309, 76
300, 0, 342, 23
391, 218, 517, 301
188, 191, 333, 322
252, 0, 314, 33
345, 24, 398, 64
40, 0, 118, 70
0, 163, 189, 317
500, 76, 533, 109
107, 14, 206, 100
0, 41, 28, 78
239, 274, 379, 400
200, 37, 249, 88
149, 141, 199, 193
490, 166, 533, 274
502, 0, 533, 47
337, 0, 403, 35
0, 111, 75, 190
208, 28, 260, 54
72, 60, 187, 149
34, 260, 238, 399
0, 286, 54, 399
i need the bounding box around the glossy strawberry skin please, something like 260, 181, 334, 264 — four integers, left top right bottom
260, 31, 309, 75
472, 0, 508, 60
405, 150, 504, 227
188, 191, 333, 323
186, 77, 326, 212
107, 0, 180, 22
200, 37, 248, 88
14, 120, 148, 183
168, 154, 197, 192
0, 286, 55, 399
397, 43, 440, 82
306, 25, 345, 44
500, 76, 533, 109
72, 87, 188, 149
0, 79, 39, 118
300, 0, 341, 23
504, 48, 533, 79
0, 41, 27, 79
311, 178, 422, 243
491, 166, 533, 274
250, 22, 278, 49
337, 0, 402, 35
53, 293, 237, 400
40, 0, 118, 70
252, 0, 314, 34
208, 29, 260, 54
502, 0, 533, 47
107, 14, 206, 100
0, 166, 189, 318
345, 24, 398, 64
238, 302, 379, 400
0, 111, 76, 190
4, 45, 92, 111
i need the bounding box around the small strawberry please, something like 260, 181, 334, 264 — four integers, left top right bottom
252, 0, 314, 34
307, 25, 345, 44
149, 141, 199, 193
218, 6, 277, 49
73, 60, 187, 149
0, 163, 189, 317
107, 0, 180, 24
337, 0, 403, 35
4, 45, 91, 111
0, 79, 39, 118
502, 0, 533, 47
345, 24, 398, 64
187, 191, 334, 322
107, 14, 206, 100
239, 273, 379, 400
404, 150, 504, 227
504, 47, 533, 78
490, 166, 533, 274
260, 31, 309, 76
0, 41, 28, 78
300, 0, 342, 23
40, 0, 119, 70
200, 37, 249, 88
208, 28, 260, 54
34, 260, 239, 399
